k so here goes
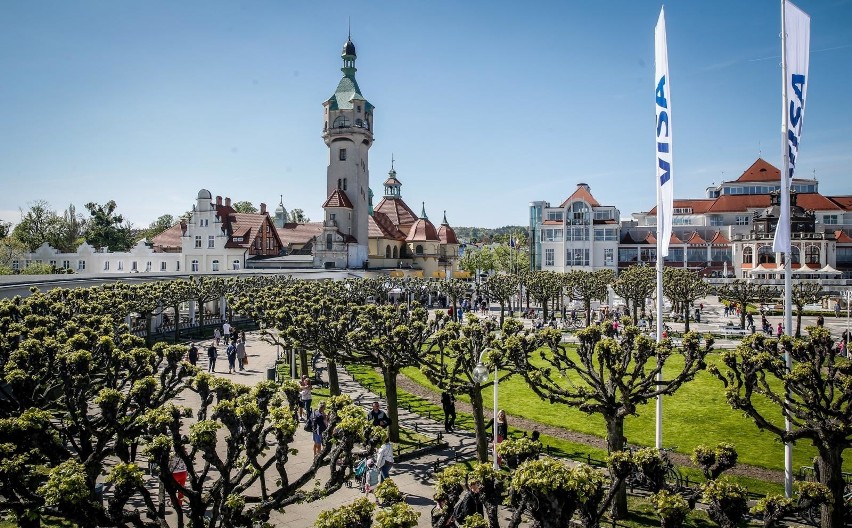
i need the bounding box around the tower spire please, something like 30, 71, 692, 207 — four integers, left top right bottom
442, 210, 449, 225
420, 202, 428, 220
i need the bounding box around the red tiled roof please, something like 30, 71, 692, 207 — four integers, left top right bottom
670, 233, 683, 244
648, 199, 715, 215
277, 222, 324, 246
152, 223, 185, 252
374, 197, 418, 229
644, 232, 656, 244
438, 222, 459, 244
735, 158, 781, 182
224, 212, 282, 250
835, 230, 852, 244
686, 232, 706, 245
828, 196, 852, 211
369, 212, 406, 240
405, 218, 439, 242
559, 186, 601, 208
323, 189, 354, 209
710, 231, 730, 245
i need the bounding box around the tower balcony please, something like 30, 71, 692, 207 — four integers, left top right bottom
323, 123, 373, 141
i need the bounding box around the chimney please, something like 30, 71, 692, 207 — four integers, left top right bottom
216, 196, 222, 206
260, 202, 267, 214
225, 197, 231, 207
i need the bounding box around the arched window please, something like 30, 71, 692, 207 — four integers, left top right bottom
385, 246, 391, 258
757, 246, 775, 264
191, 260, 199, 272
393, 246, 398, 259
570, 202, 591, 225
742, 246, 753, 264
326, 234, 333, 250
332, 115, 349, 128
233, 260, 241, 270
805, 245, 820, 265
212, 260, 220, 272
416, 245, 424, 256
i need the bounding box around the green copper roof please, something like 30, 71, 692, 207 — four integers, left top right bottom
327, 71, 373, 111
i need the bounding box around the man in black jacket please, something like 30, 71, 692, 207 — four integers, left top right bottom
441, 391, 456, 433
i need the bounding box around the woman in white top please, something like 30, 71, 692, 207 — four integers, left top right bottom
299, 375, 312, 421
376, 437, 394, 482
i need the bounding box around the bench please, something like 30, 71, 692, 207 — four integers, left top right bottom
716, 326, 750, 338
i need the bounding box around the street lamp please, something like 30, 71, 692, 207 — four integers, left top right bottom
471, 349, 499, 470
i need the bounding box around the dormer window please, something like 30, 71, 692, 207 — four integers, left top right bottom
233, 236, 243, 242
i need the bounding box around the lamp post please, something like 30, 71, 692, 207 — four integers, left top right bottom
471, 349, 499, 470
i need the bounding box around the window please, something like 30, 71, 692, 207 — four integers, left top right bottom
822, 214, 839, 225
357, 105, 361, 113
664, 247, 684, 263
640, 248, 656, 262
160, 262, 167, 271
266, 238, 272, 250
544, 248, 555, 267
672, 216, 694, 226
191, 260, 199, 272
195, 236, 202, 248
735, 215, 750, 226
208, 235, 215, 248
62, 260, 70, 269
233, 236, 243, 242
416, 245, 424, 255
146, 261, 152, 272
619, 248, 638, 263
673, 207, 693, 214
339, 148, 347, 161
104, 261, 110, 271
687, 248, 706, 263
11, 260, 19, 270
837, 247, 852, 266
594, 210, 613, 221
118, 261, 124, 271
131, 261, 137, 271
570, 202, 591, 225
392, 246, 398, 259
604, 248, 614, 265
757, 245, 775, 264
566, 248, 589, 266
594, 228, 618, 241
212, 260, 220, 271
545, 211, 563, 221
541, 228, 563, 241
176, 261, 180, 271
567, 227, 589, 241
709, 215, 724, 227
49, 260, 56, 267
333, 115, 349, 128
233, 260, 241, 270
385, 246, 391, 258
78, 260, 86, 271
711, 248, 732, 263
326, 234, 333, 250
805, 246, 820, 265
742, 246, 753, 264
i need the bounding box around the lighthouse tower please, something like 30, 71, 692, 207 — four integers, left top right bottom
316, 35, 374, 268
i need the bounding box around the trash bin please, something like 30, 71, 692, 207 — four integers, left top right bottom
266, 367, 277, 381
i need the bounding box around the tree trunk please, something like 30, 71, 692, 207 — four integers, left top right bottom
739, 307, 747, 330
470, 388, 488, 462
606, 416, 628, 520
327, 358, 340, 396
817, 444, 847, 528
145, 313, 154, 347
499, 302, 505, 327
383, 368, 400, 442
585, 301, 592, 327
300, 349, 309, 378
173, 303, 181, 344
683, 305, 691, 333
795, 309, 803, 338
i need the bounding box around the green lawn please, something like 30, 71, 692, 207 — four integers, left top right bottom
396, 346, 850, 476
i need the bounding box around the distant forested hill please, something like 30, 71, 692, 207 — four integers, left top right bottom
453, 225, 528, 244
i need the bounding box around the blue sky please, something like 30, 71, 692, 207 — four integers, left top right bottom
1, 0, 851, 230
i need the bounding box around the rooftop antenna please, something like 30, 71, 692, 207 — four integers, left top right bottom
391, 153, 395, 170
348, 17, 351, 40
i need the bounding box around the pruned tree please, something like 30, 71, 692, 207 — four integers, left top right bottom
662, 268, 710, 332
710, 327, 852, 528
525, 271, 560, 320
484, 273, 520, 325
565, 269, 615, 327
517, 323, 711, 519
791, 282, 823, 337
612, 265, 656, 324
715, 280, 778, 330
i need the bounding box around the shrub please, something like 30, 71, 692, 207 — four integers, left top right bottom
374, 502, 419, 528
649, 490, 691, 528
314, 497, 375, 528
375, 478, 404, 505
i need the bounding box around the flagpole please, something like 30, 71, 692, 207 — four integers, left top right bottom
780, 0, 794, 499
656, 229, 663, 450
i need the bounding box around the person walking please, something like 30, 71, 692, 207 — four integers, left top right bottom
816, 314, 825, 327
441, 390, 456, 433
367, 401, 391, 428
236, 339, 247, 371
187, 343, 198, 367
776, 322, 784, 337
222, 321, 232, 345
226, 342, 237, 374
451, 476, 484, 527
299, 375, 313, 421
835, 300, 841, 318
213, 328, 221, 346
207, 343, 217, 373
375, 435, 394, 482
311, 402, 328, 458
487, 409, 508, 466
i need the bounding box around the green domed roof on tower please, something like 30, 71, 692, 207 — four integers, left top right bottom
325, 35, 374, 113
342, 37, 356, 58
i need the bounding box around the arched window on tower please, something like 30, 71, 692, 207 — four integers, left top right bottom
333, 115, 349, 128
393, 246, 398, 259
415, 245, 424, 256
742, 246, 753, 264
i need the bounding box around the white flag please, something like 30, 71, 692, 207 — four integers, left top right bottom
655, 7, 673, 257
773, 0, 810, 254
